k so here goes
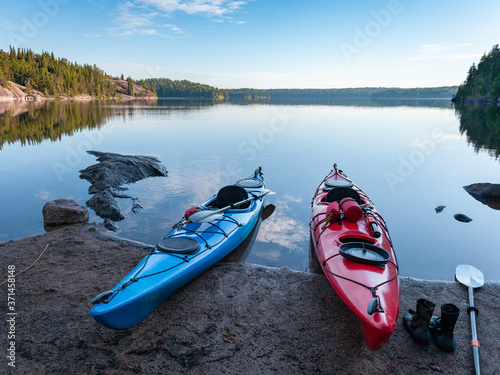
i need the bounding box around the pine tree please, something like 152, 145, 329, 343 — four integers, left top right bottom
127, 76, 134, 96
25, 78, 33, 94
0, 47, 151, 98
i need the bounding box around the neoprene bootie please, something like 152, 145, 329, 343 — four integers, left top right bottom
403, 299, 435, 345
429, 303, 460, 352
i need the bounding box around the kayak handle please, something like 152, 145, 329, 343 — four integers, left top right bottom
370, 222, 381, 238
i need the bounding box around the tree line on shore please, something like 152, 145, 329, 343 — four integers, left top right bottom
453, 44, 500, 102
227, 87, 457, 100
0, 47, 461, 101
0, 47, 121, 97
137, 78, 227, 99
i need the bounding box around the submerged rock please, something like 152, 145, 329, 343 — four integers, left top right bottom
435, 205, 446, 213
454, 214, 473, 223
464, 183, 500, 210
42, 199, 89, 226
79, 151, 168, 224
86, 190, 125, 222
104, 219, 119, 232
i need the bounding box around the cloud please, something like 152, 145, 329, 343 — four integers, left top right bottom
109, 28, 160, 37
137, 0, 248, 17
407, 42, 480, 61
256, 195, 309, 251
96, 61, 291, 87
116, 1, 157, 28
163, 23, 185, 33
35, 190, 53, 200
1, 20, 14, 30
408, 53, 480, 61
106, 1, 247, 37
108, 1, 160, 37
419, 43, 454, 54
257, 215, 308, 251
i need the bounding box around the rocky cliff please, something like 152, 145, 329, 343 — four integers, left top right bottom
107, 77, 157, 99
0, 78, 156, 103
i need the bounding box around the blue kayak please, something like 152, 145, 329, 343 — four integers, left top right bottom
90, 168, 270, 329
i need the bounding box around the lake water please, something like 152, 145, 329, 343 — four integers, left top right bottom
1, 99, 499, 281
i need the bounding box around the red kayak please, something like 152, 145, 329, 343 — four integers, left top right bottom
310, 164, 400, 351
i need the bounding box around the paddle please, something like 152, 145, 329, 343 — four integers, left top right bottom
261, 204, 276, 221
188, 189, 276, 223
455, 264, 484, 375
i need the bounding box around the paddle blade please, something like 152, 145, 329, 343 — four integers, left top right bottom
456, 264, 484, 288
261, 204, 276, 221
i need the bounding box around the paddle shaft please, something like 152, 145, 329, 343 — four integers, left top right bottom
468, 285, 481, 375
189, 189, 272, 223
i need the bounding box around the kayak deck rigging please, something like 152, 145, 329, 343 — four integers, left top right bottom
104, 209, 249, 303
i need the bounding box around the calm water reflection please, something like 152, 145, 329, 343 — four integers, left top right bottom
455, 103, 500, 158
0, 99, 499, 281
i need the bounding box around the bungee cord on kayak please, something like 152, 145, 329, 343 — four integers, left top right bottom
95, 202, 260, 305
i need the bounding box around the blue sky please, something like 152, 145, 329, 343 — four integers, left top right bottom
1, 0, 499, 88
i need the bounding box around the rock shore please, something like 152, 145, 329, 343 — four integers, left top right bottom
0, 78, 156, 104
0, 224, 499, 374
464, 183, 500, 210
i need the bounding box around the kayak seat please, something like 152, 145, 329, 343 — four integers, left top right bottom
325, 187, 361, 204
216, 185, 250, 209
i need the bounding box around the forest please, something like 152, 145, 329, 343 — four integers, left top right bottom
0, 47, 125, 97
0, 47, 462, 101
453, 44, 500, 102
226, 88, 270, 99
138, 78, 227, 99
227, 87, 457, 100
371, 87, 458, 99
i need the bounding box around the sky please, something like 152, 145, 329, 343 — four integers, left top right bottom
1, 0, 499, 89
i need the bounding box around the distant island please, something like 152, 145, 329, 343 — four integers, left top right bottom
1, 47, 459, 103
452, 44, 500, 105
227, 87, 457, 100
138, 78, 227, 100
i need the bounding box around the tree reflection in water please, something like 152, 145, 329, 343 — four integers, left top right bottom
455, 103, 500, 159
0, 100, 118, 149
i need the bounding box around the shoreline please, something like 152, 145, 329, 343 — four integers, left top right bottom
0, 94, 158, 117
451, 96, 500, 106
0, 79, 157, 105
1, 223, 499, 374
